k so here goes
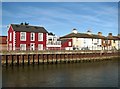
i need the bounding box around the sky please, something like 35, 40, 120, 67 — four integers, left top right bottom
1, 2, 118, 37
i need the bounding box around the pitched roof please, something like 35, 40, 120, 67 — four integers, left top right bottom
60, 32, 106, 39
106, 36, 120, 40
0, 36, 7, 44
11, 24, 48, 33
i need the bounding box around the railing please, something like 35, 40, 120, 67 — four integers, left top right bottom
1, 46, 119, 51
1, 48, 119, 55
47, 41, 61, 45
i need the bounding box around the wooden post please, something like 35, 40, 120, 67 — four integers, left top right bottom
42, 54, 44, 64
59, 54, 62, 63
68, 54, 70, 63
11, 55, 14, 66
32, 54, 34, 65
63, 54, 65, 63
28, 55, 30, 65
22, 55, 24, 65
6, 55, 8, 66
55, 54, 57, 64
17, 55, 19, 66
46, 54, 49, 64
51, 54, 53, 64
38, 54, 39, 65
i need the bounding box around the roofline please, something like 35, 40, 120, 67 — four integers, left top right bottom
0, 36, 7, 37
11, 24, 46, 29
10, 24, 48, 33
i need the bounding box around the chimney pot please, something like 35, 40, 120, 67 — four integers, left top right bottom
98, 32, 102, 36
109, 33, 112, 36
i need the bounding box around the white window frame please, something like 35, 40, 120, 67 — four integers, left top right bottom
20, 32, 26, 41
10, 32, 12, 41
31, 32, 35, 41
38, 33, 43, 41
20, 44, 26, 50
30, 43, 35, 50
68, 42, 71, 46
38, 44, 43, 50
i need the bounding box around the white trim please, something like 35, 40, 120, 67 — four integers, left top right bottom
20, 44, 26, 50
10, 32, 12, 41
31, 32, 35, 41
13, 31, 15, 50
30, 43, 35, 50
20, 32, 26, 41
46, 45, 61, 47
68, 41, 71, 46
38, 44, 43, 50
46, 33, 48, 42
38, 33, 43, 41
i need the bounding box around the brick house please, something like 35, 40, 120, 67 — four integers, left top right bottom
7, 23, 48, 50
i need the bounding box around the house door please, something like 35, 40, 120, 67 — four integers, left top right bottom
30, 43, 35, 50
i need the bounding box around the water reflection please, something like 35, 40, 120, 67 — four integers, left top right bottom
2, 59, 118, 87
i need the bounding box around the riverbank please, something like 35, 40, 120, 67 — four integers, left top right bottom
1, 50, 119, 66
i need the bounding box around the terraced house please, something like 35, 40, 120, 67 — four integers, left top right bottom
60, 29, 120, 50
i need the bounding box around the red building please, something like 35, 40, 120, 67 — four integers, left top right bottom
60, 39, 73, 50
0, 36, 7, 51
8, 23, 48, 50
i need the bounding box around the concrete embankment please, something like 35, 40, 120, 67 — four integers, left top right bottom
1, 50, 119, 66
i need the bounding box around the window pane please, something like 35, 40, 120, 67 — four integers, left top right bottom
38, 33, 43, 41
20, 32, 26, 41
38, 44, 43, 50
31, 33, 34, 41
20, 44, 26, 50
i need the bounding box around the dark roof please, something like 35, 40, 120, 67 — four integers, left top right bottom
0, 36, 7, 44
48, 32, 55, 36
92, 34, 106, 39
58, 39, 69, 44
60, 32, 106, 39
11, 24, 48, 33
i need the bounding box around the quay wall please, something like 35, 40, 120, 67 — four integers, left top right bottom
1, 50, 119, 66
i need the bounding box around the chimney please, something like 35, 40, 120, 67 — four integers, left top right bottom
24, 22, 29, 25
72, 28, 78, 34
98, 32, 102, 36
87, 30, 92, 35
108, 33, 112, 36
20, 22, 23, 25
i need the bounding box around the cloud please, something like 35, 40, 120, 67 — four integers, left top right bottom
2, 2, 118, 36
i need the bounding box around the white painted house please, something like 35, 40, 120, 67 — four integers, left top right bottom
60, 29, 105, 50
46, 32, 61, 49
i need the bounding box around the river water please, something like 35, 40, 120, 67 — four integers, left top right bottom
2, 59, 118, 87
